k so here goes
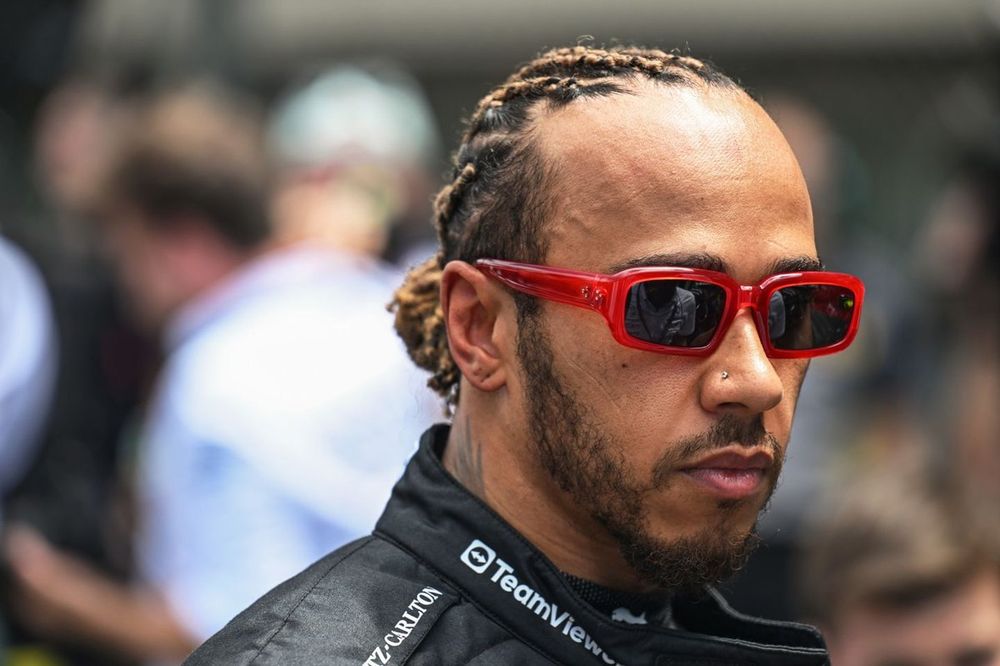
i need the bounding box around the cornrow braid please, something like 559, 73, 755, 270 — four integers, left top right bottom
390, 45, 741, 405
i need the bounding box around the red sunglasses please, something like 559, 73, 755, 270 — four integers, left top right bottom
476, 259, 864, 359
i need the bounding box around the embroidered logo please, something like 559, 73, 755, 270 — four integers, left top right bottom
363, 586, 444, 666
460, 539, 496, 574
458, 538, 627, 665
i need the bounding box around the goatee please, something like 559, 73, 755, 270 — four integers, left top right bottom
516, 307, 781, 591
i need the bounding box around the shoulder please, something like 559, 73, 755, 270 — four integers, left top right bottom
185, 535, 455, 666
0, 236, 55, 476
185, 534, 554, 666
160, 261, 420, 422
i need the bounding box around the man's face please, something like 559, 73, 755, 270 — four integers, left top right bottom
103, 209, 189, 332
513, 83, 816, 588
825, 568, 1000, 666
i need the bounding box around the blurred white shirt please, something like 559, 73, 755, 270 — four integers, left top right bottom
137, 245, 437, 641
0, 237, 56, 520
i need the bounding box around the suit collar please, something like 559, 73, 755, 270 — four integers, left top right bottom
376, 424, 828, 665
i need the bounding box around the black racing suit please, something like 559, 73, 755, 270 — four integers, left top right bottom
186, 425, 829, 665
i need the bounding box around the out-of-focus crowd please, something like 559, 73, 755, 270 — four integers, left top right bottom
0, 5, 998, 666
1, 64, 444, 664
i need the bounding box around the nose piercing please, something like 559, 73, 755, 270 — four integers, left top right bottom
721, 370, 729, 380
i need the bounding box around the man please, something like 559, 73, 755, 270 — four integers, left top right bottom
800, 463, 1000, 666
4, 83, 432, 662
188, 45, 865, 664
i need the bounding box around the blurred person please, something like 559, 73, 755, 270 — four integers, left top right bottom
4, 81, 432, 662
267, 63, 441, 266
34, 77, 134, 231
0, 233, 56, 660
0, 235, 56, 519
2, 75, 157, 666
799, 461, 1000, 666
914, 150, 1000, 508
188, 45, 866, 665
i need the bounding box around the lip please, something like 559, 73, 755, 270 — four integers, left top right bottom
678, 445, 773, 500
682, 446, 773, 471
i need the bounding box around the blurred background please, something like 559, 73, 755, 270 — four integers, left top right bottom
0, 1, 997, 664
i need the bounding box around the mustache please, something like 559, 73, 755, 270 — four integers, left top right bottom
650, 414, 783, 490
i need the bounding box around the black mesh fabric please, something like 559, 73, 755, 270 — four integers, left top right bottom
561, 573, 678, 629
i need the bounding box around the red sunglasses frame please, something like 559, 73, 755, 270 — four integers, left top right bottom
475, 258, 864, 359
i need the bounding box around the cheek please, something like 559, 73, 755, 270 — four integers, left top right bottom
111, 233, 156, 297
134, 251, 167, 298
765, 359, 809, 441
116, 254, 148, 301
542, 303, 701, 452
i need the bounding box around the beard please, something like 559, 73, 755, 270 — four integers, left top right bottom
515, 307, 783, 591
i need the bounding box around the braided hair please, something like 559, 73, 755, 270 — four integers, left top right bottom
390, 45, 740, 404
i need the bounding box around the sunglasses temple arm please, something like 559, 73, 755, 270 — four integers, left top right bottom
481, 263, 613, 314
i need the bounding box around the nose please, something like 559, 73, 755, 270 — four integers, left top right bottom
699, 309, 784, 416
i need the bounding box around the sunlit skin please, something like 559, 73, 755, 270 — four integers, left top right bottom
441, 80, 816, 592
824, 568, 1000, 666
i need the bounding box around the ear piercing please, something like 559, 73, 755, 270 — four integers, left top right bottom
721, 370, 729, 380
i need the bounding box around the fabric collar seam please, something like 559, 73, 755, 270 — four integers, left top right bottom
247, 537, 376, 665
416, 437, 823, 653
372, 529, 564, 665
703, 587, 826, 636
374, 524, 820, 658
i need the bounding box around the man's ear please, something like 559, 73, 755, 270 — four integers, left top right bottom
440, 260, 508, 393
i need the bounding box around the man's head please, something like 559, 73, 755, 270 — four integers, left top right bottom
267, 64, 440, 256
97, 83, 270, 331
392, 46, 842, 591
34, 77, 133, 215
801, 466, 1000, 666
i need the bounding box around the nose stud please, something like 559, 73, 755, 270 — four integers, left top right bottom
721, 370, 729, 380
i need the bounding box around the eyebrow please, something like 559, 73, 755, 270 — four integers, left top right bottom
608, 252, 729, 274
607, 253, 824, 276
768, 255, 825, 274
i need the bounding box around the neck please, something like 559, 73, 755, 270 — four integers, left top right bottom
443, 401, 652, 593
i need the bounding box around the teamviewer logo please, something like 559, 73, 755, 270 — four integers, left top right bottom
460, 539, 496, 574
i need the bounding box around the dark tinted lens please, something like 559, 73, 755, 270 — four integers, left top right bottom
769, 284, 857, 350
624, 279, 726, 348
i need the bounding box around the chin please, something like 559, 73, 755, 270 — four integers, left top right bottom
616, 517, 763, 591
656, 487, 769, 534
